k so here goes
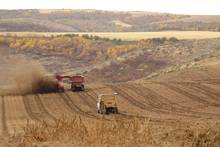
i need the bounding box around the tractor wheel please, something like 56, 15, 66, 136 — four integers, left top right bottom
71, 85, 76, 92
105, 108, 109, 115
100, 108, 105, 114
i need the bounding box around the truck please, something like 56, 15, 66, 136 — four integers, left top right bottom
55, 75, 85, 92
97, 93, 118, 114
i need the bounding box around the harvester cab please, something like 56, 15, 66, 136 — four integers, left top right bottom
97, 93, 118, 114
55, 75, 85, 92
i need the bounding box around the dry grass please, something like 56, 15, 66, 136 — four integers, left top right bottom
11, 115, 220, 147
18, 116, 155, 147
1, 31, 220, 41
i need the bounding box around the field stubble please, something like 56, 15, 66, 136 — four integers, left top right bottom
0, 80, 220, 146
16, 115, 220, 147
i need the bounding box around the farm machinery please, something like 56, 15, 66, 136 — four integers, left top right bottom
97, 93, 119, 114
55, 75, 85, 92
53, 75, 120, 114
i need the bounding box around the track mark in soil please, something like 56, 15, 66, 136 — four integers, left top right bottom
124, 84, 204, 118
77, 92, 96, 112
133, 84, 220, 117
108, 85, 178, 117
161, 83, 220, 107
34, 95, 57, 121
1, 96, 8, 135
23, 95, 41, 122
181, 83, 220, 101
127, 84, 196, 113
59, 92, 108, 120
108, 85, 150, 110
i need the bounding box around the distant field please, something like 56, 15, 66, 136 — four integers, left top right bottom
1, 31, 220, 41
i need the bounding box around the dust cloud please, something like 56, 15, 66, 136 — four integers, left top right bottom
0, 55, 58, 95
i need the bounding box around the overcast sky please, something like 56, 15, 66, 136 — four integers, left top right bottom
1, 0, 220, 15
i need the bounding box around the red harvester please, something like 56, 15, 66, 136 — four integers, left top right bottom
55, 75, 85, 92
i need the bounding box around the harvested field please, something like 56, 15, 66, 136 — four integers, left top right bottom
0, 79, 220, 146
1, 31, 220, 40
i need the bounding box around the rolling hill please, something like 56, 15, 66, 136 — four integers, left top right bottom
1, 34, 219, 83
0, 9, 220, 32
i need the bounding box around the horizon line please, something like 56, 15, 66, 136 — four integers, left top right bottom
0, 9, 220, 16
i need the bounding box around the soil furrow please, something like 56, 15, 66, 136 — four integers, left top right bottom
59, 92, 107, 120
124, 84, 204, 118
108, 85, 150, 110
139, 84, 192, 110
4, 96, 33, 134
132, 83, 220, 117
34, 95, 57, 121
1, 96, 8, 135
77, 92, 96, 112
22, 95, 41, 122
108, 85, 177, 116
39, 93, 75, 118
127, 84, 197, 114
173, 82, 220, 100
184, 83, 220, 100
161, 83, 220, 107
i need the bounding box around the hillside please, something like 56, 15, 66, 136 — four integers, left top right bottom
146, 57, 220, 82
0, 9, 220, 32
87, 38, 220, 82
1, 35, 220, 83
0, 33, 220, 146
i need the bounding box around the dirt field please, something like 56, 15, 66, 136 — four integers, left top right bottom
1, 31, 220, 40
0, 59, 220, 147
0, 79, 220, 144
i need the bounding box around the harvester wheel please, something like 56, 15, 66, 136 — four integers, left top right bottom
71, 84, 76, 91
57, 87, 64, 93
81, 85, 85, 91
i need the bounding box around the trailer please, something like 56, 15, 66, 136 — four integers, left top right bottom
97, 93, 118, 114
